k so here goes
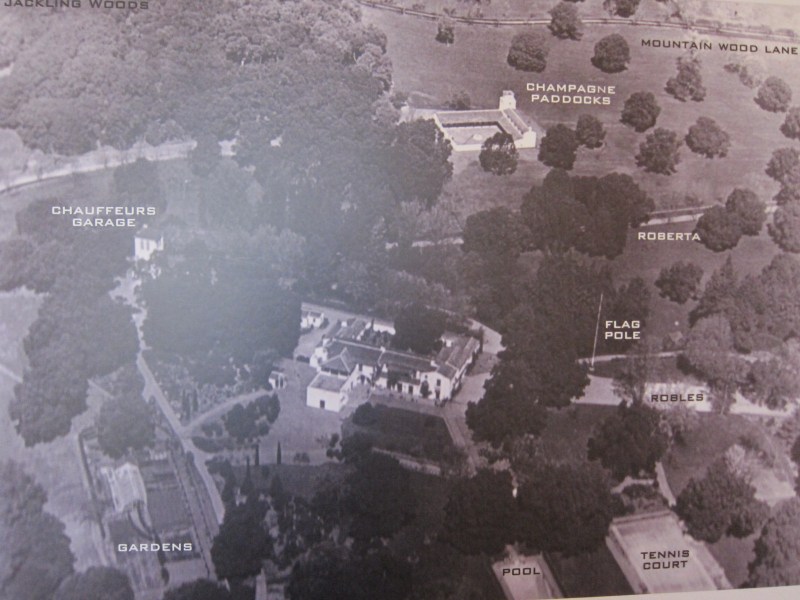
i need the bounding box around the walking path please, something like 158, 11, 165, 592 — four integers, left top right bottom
114, 271, 227, 524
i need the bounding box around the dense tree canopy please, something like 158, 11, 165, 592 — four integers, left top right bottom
636, 128, 681, 174
684, 315, 746, 412
55, 567, 134, 600
575, 114, 606, 148
142, 252, 301, 365
96, 394, 155, 459
163, 579, 233, 600
441, 470, 517, 555
0, 0, 393, 154
587, 402, 668, 479
538, 124, 579, 170
726, 188, 766, 236
769, 201, 800, 252
516, 462, 617, 556
211, 499, 272, 582
507, 31, 549, 72
666, 56, 706, 102
621, 92, 660, 132
685, 117, 730, 158
549, 2, 583, 40
343, 453, 417, 543
747, 498, 800, 587
478, 132, 518, 175
0, 461, 76, 600
677, 459, 768, 543
743, 344, 800, 409
391, 302, 448, 355
655, 261, 703, 304
781, 106, 800, 140
9, 273, 138, 445
287, 545, 411, 600
592, 34, 630, 73
605, 0, 641, 17
756, 76, 793, 112
695, 206, 744, 251
521, 169, 653, 259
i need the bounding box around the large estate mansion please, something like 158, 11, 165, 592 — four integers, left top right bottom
305, 317, 480, 412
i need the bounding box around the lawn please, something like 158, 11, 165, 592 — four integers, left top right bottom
592, 355, 688, 381
538, 404, 618, 465
708, 532, 757, 588
231, 462, 350, 500
612, 220, 779, 342
661, 412, 775, 496
546, 546, 634, 598
366, 7, 800, 212
343, 403, 456, 462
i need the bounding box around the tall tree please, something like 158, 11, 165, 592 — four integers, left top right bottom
287, 545, 411, 600
621, 92, 661, 132
538, 124, 579, 170
676, 459, 768, 543
587, 402, 668, 479
211, 500, 271, 582
781, 106, 800, 140
549, 2, 583, 40
684, 315, 745, 412
685, 117, 730, 158
391, 302, 448, 355
575, 114, 606, 148
163, 579, 232, 600
769, 200, 800, 252
636, 128, 681, 174
690, 256, 738, 324
756, 76, 793, 112
592, 34, 630, 73
666, 56, 706, 102
96, 395, 155, 459
441, 470, 518, 555
55, 567, 134, 600
478, 132, 518, 176
655, 261, 703, 304
516, 462, 617, 556
386, 119, 453, 206
695, 206, 743, 251
612, 339, 660, 404
343, 453, 417, 543
507, 31, 549, 72
726, 188, 766, 236
747, 498, 800, 587
0, 461, 76, 600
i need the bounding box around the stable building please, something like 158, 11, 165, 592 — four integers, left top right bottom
433, 91, 539, 152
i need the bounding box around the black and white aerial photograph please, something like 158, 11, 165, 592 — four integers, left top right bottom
1, 1, 800, 599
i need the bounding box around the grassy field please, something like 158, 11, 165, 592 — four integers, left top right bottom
344, 403, 455, 462
592, 355, 687, 381
662, 413, 775, 495
613, 219, 779, 341
547, 546, 634, 598
538, 404, 618, 465
709, 532, 757, 588
367, 7, 800, 209
0, 291, 105, 570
